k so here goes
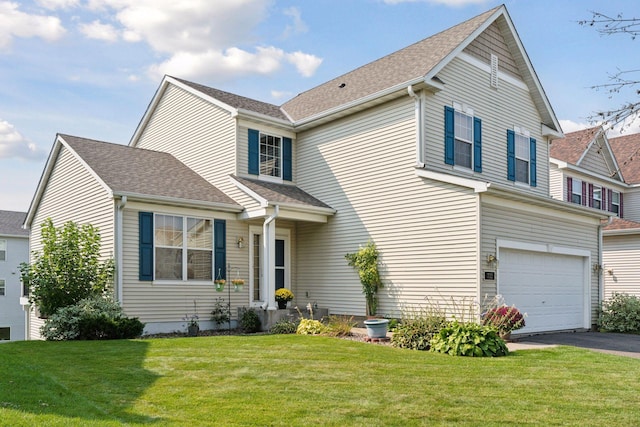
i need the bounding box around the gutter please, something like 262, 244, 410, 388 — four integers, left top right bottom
407, 85, 425, 168
115, 195, 127, 305
598, 215, 614, 309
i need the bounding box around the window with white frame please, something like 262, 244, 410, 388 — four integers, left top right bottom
572, 178, 583, 205
611, 191, 621, 215
0, 327, 8, 340
454, 107, 473, 169
260, 133, 281, 178
514, 128, 530, 184
0, 279, 5, 296
154, 214, 212, 281
0, 240, 5, 261
593, 185, 602, 209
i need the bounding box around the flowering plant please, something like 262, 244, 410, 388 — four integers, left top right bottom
214, 278, 226, 285
184, 313, 199, 328
231, 278, 245, 286
482, 305, 525, 333
275, 288, 294, 302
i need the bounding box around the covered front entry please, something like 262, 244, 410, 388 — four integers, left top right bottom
249, 226, 290, 308
498, 241, 590, 334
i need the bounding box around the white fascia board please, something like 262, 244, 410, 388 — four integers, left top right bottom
238, 208, 268, 220
230, 176, 269, 207
275, 201, 336, 216
115, 192, 243, 212
415, 168, 490, 193
550, 158, 628, 188
603, 228, 640, 236
236, 108, 293, 129
542, 124, 563, 139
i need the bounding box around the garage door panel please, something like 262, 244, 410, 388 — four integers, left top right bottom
499, 248, 586, 333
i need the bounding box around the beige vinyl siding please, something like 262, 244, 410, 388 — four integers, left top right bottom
296, 96, 480, 317
135, 84, 238, 197
28, 145, 114, 339
120, 203, 250, 326
463, 21, 521, 80
603, 234, 640, 297
481, 196, 600, 323
425, 56, 549, 197
579, 143, 616, 176
549, 164, 564, 201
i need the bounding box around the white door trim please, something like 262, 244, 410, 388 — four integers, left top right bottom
248, 226, 290, 308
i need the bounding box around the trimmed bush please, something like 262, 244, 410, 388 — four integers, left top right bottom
599, 293, 640, 333
41, 296, 144, 341
430, 321, 508, 357
270, 318, 298, 334
391, 310, 447, 351
239, 308, 261, 333
296, 318, 326, 335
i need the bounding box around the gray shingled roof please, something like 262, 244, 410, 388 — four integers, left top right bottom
232, 175, 333, 210
60, 134, 241, 207
172, 77, 289, 121
281, 7, 500, 121
0, 210, 28, 237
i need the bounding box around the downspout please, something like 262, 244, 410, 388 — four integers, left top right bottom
115, 195, 127, 306
407, 85, 424, 168
261, 205, 280, 310
597, 215, 614, 316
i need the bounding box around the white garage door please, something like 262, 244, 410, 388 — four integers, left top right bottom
499, 249, 587, 333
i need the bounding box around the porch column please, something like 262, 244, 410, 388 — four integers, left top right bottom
262, 206, 279, 310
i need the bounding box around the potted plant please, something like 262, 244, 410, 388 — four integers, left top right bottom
275, 288, 294, 309
232, 278, 245, 292
345, 240, 383, 318
482, 305, 526, 340
184, 313, 199, 336
214, 278, 226, 292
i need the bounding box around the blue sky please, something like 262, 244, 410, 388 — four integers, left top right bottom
0, 0, 638, 211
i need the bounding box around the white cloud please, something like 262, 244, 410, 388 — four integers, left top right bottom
0, 120, 45, 160
559, 119, 592, 134
77, 0, 322, 80
0, 1, 66, 50
79, 20, 119, 42
35, 0, 80, 9
282, 7, 307, 38
383, 0, 488, 6
271, 90, 292, 100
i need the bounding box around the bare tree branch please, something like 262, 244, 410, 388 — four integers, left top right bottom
579, 11, 640, 39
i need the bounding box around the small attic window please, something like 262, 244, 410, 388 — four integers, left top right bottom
490, 54, 499, 89
338, 83, 346, 88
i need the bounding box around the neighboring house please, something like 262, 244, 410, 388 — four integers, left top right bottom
0, 210, 28, 341
25, 5, 607, 338
549, 127, 640, 300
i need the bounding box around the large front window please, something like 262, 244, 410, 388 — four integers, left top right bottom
454, 110, 473, 169
260, 133, 281, 178
155, 215, 212, 281
514, 132, 530, 184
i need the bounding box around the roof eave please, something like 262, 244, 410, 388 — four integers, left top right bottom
114, 191, 243, 212
603, 227, 640, 236
550, 158, 627, 187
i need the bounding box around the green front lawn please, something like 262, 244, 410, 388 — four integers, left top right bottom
1, 335, 639, 426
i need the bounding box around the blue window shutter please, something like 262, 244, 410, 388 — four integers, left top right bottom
139, 212, 153, 281
248, 129, 259, 175
214, 219, 226, 281
529, 137, 537, 187
283, 137, 292, 181
444, 106, 455, 165
507, 130, 515, 181
473, 117, 482, 172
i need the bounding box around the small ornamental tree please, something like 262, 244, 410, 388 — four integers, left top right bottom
345, 240, 382, 317
20, 219, 114, 318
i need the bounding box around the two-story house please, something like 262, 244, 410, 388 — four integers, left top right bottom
0, 210, 28, 341
25, 5, 607, 338
550, 127, 640, 299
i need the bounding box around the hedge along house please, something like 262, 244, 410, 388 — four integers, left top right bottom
25, 5, 608, 337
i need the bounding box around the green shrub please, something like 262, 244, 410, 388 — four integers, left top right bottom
430, 321, 508, 357
325, 315, 357, 337
41, 295, 144, 341
599, 293, 640, 333
391, 309, 447, 351
270, 318, 298, 334
211, 298, 230, 328
239, 308, 261, 333
296, 318, 326, 335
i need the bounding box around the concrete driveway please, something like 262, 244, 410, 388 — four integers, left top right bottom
510, 331, 640, 359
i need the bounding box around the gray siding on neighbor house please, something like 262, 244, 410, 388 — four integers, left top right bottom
580, 143, 614, 177
620, 189, 640, 222
603, 234, 640, 298
425, 56, 549, 197
0, 235, 28, 341
28, 145, 114, 339
295, 96, 480, 317
481, 197, 600, 322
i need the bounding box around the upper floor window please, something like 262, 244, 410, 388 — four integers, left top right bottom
154, 214, 212, 281
444, 104, 482, 172
611, 191, 621, 215
507, 127, 537, 187
592, 185, 602, 209
0, 279, 5, 296
571, 178, 583, 205
260, 133, 281, 178
0, 240, 5, 261
248, 129, 293, 181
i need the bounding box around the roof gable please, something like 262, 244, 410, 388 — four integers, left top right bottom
609, 132, 640, 184
0, 210, 28, 237
551, 127, 600, 164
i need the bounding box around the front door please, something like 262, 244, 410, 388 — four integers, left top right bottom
249, 227, 290, 307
